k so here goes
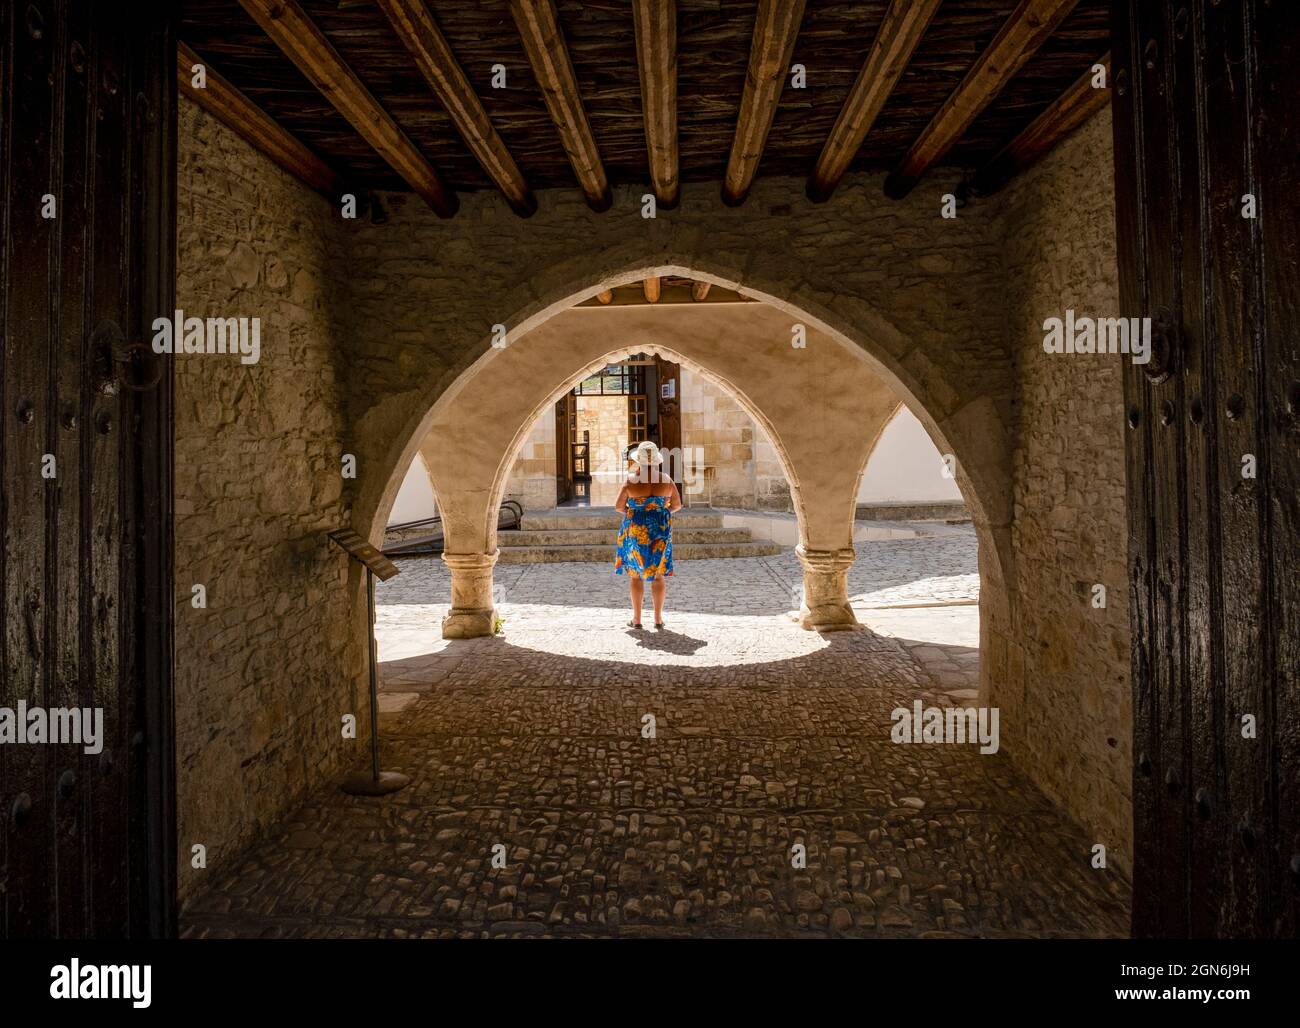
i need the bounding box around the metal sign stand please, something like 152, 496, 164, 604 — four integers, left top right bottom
328, 529, 411, 796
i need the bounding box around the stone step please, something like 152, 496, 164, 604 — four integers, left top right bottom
520, 509, 724, 530
855, 500, 970, 522
496, 540, 783, 564
501, 527, 754, 546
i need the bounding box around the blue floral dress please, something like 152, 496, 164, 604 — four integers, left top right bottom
614, 495, 674, 579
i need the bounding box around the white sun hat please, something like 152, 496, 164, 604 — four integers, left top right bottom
631, 440, 664, 466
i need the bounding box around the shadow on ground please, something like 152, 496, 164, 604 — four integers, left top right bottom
182, 621, 1130, 940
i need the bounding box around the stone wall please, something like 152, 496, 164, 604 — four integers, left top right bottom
501, 409, 556, 511
576, 395, 628, 472
989, 107, 1132, 873
679, 367, 756, 507
575, 395, 628, 505
174, 99, 364, 903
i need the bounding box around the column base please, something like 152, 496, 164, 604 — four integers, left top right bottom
441, 607, 497, 639
795, 545, 859, 632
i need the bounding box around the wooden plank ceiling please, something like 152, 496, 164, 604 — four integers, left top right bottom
179, 0, 1110, 217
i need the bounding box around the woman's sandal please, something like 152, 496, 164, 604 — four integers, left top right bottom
654, 621, 666, 630
627, 620, 643, 630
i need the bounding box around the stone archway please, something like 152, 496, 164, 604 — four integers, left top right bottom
417, 302, 903, 636
357, 259, 1012, 697
361, 257, 1011, 575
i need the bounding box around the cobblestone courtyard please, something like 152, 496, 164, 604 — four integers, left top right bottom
182, 530, 1130, 938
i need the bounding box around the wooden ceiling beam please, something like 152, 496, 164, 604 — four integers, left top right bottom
722, 0, 807, 206
690, 281, 711, 302
376, 0, 535, 217
596, 289, 614, 304
509, 0, 612, 212
969, 52, 1111, 196
237, 0, 457, 217
643, 277, 662, 304
177, 42, 342, 197
806, 0, 941, 203
884, 0, 1081, 199
632, 0, 679, 208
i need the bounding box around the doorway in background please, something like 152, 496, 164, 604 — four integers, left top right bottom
557, 356, 662, 506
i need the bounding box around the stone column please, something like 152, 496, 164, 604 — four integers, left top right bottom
795, 545, 858, 631
441, 550, 499, 639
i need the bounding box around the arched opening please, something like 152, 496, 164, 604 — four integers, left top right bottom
848, 405, 980, 696
856, 406, 965, 509
486, 340, 807, 544
376, 330, 828, 666
377, 346, 837, 670
367, 264, 1007, 689
378, 332, 980, 675
363, 258, 1011, 593
377, 297, 982, 691
387, 450, 438, 524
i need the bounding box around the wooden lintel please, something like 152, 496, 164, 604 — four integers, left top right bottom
177, 42, 342, 197
884, 0, 1081, 199
238, 0, 458, 216
643, 276, 662, 303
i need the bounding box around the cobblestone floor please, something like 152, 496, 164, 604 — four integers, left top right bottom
182, 530, 1130, 939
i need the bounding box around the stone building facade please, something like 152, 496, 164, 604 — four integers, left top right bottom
173, 93, 1131, 899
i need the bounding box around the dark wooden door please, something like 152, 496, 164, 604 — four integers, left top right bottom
654, 357, 682, 487
554, 393, 575, 505
1112, 0, 1298, 938
1, 0, 175, 938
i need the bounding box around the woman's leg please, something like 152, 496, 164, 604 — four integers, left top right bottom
629, 577, 644, 624
651, 577, 666, 625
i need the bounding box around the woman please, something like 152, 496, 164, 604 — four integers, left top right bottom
614, 441, 683, 629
